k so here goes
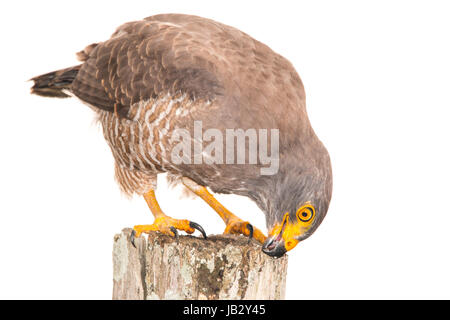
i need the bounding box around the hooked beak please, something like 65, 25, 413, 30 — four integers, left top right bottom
262, 213, 289, 257
262, 213, 300, 257
262, 234, 287, 257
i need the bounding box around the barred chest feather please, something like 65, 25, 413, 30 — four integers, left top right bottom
97, 93, 211, 195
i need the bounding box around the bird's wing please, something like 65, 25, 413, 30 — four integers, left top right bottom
72, 15, 225, 118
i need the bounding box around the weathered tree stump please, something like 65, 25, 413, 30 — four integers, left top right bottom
113, 228, 288, 300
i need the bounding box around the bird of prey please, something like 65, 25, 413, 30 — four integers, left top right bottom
30, 14, 332, 257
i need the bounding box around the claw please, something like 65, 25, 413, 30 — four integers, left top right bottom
130, 230, 137, 248
246, 223, 254, 244
170, 226, 179, 243
189, 221, 208, 239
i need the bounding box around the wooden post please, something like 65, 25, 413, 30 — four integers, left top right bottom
113, 228, 288, 300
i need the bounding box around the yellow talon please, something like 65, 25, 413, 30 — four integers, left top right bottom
133, 216, 195, 238
131, 189, 207, 247
224, 218, 266, 244
181, 178, 267, 244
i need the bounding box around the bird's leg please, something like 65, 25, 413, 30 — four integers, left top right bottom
131, 189, 207, 246
182, 178, 267, 244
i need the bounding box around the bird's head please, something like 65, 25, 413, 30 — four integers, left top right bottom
260, 152, 332, 257
262, 200, 323, 257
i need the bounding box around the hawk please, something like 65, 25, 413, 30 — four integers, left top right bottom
30, 14, 332, 257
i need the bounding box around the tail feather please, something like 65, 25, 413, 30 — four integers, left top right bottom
30, 65, 81, 98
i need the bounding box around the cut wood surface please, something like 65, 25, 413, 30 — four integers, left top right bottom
113, 228, 288, 300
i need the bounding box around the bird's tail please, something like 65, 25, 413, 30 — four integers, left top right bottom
30, 65, 81, 98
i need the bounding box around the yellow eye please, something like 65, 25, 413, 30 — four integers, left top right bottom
297, 204, 315, 222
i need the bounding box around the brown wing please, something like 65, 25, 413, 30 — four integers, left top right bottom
72, 15, 225, 118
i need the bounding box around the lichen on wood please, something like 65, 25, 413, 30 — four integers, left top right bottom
113, 228, 288, 300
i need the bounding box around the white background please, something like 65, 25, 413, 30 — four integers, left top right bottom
1, 0, 449, 299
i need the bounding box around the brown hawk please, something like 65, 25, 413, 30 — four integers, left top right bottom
30, 14, 332, 257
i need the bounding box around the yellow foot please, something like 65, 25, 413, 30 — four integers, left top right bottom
224, 218, 267, 244
131, 216, 207, 247
180, 179, 267, 245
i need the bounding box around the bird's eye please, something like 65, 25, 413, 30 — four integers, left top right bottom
297, 204, 315, 222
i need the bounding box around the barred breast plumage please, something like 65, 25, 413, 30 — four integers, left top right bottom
97, 92, 212, 196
